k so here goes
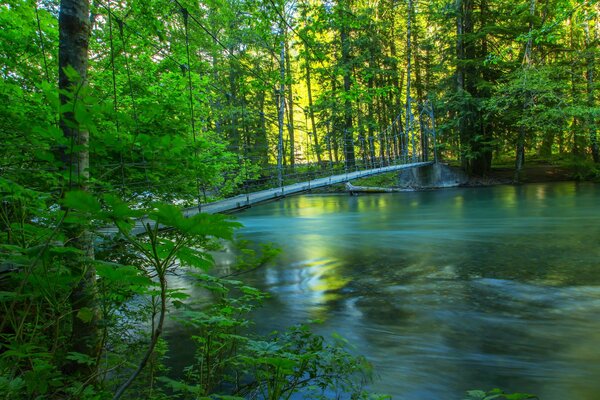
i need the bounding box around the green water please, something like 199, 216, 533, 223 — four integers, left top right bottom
229, 182, 600, 399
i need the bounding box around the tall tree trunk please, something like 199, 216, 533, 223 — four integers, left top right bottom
538, 17, 554, 163
367, 54, 377, 166
388, 0, 403, 161
405, 0, 416, 162
357, 100, 368, 168
456, 0, 467, 169
227, 52, 239, 154
59, 0, 99, 377
411, 0, 427, 162
256, 89, 269, 170
226, 17, 240, 155
211, 49, 222, 135
472, 0, 492, 174
515, 0, 535, 181
285, 39, 295, 168
585, 1, 599, 162
339, 0, 356, 169
397, 70, 406, 160
376, 92, 386, 164
277, 29, 285, 186
462, 0, 481, 174
304, 43, 322, 165
569, 15, 585, 157
330, 75, 340, 164
326, 120, 334, 165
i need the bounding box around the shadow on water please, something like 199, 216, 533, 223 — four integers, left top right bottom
168, 182, 600, 399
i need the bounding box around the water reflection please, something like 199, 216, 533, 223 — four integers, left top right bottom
171, 182, 600, 399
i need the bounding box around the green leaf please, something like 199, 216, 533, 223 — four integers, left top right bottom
76, 307, 94, 323
504, 393, 538, 400
168, 290, 190, 300
61, 65, 80, 82
177, 246, 213, 270
66, 352, 96, 366
149, 203, 183, 228
464, 390, 487, 399
105, 195, 144, 218
95, 261, 152, 289
156, 376, 203, 393
62, 190, 101, 213
256, 356, 297, 370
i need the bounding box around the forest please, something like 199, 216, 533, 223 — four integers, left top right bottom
1, 0, 599, 398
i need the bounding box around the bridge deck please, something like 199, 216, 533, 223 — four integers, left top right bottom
183, 161, 433, 216
105, 161, 433, 235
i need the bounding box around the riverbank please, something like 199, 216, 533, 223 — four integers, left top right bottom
465, 160, 575, 186
313, 160, 580, 194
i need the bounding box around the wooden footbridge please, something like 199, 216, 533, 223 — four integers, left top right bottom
108, 161, 433, 236
183, 161, 434, 216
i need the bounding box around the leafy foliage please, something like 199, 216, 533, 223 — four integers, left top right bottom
2, 0, 588, 397
463, 388, 538, 400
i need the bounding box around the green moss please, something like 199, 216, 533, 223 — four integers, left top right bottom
350, 172, 398, 187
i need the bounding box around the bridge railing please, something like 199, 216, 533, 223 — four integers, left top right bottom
228, 152, 424, 196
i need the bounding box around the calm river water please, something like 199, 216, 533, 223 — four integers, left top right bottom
172, 182, 600, 399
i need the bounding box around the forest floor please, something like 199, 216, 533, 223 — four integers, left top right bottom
466, 160, 574, 186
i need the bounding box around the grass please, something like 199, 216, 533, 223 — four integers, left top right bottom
350, 171, 399, 187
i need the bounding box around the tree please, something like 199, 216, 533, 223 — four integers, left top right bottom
338, 0, 356, 169
584, 0, 599, 162
514, 0, 536, 181
58, 0, 100, 376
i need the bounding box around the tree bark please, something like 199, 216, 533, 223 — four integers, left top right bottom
277, 29, 285, 186
585, 1, 599, 162
257, 89, 269, 170
227, 49, 240, 154
367, 53, 377, 166
304, 42, 322, 165
411, 0, 428, 162
285, 39, 295, 168
515, 0, 535, 182
339, 0, 356, 169
59, 0, 100, 378
568, 14, 586, 157
456, 0, 466, 169
471, 0, 492, 174
406, 0, 415, 162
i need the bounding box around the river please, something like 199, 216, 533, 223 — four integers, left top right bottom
169, 182, 600, 400
170, 182, 600, 399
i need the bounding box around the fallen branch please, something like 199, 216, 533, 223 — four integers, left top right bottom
345, 182, 414, 193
